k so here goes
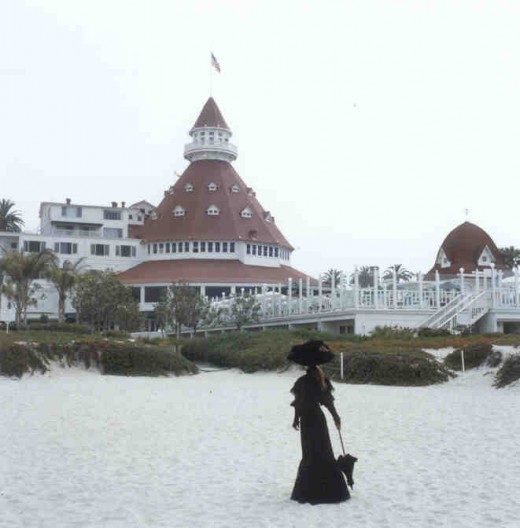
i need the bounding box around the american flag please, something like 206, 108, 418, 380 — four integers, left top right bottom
211, 53, 221, 73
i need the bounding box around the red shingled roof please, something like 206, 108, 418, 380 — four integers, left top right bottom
118, 259, 317, 285
191, 97, 230, 131
427, 221, 507, 277
139, 159, 293, 249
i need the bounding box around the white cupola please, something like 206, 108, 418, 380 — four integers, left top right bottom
184, 97, 238, 163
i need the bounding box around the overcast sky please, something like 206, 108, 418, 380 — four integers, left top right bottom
2, 0, 519, 277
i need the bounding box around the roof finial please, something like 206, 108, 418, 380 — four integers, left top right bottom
464, 208, 470, 220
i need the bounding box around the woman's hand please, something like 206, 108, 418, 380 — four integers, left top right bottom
292, 418, 300, 430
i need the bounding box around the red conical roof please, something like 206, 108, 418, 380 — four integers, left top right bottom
191, 97, 230, 131
427, 221, 507, 276
139, 159, 293, 249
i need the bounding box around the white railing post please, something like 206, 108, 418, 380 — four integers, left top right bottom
491, 263, 496, 308
318, 276, 323, 312
515, 267, 520, 307
288, 278, 293, 314
393, 267, 397, 309
374, 266, 379, 309
383, 283, 388, 309
459, 268, 465, 297
298, 278, 303, 314
354, 267, 359, 309
340, 352, 344, 380
435, 270, 441, 309
418, 272, 424, 309
475, 269, 480, 292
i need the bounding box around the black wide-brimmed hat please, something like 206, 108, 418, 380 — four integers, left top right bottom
286, 340, 334, 366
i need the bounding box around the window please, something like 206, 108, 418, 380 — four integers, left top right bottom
165, 243, 170, 253
222, 242, 228, 253
269, 246, 273, 257
129, 214, 133, 220
172, 243, 177, 253
10, 242, 17, 250
144, 286, 167, 303
207, 205, 220, 216
184, 242, 189, 252
173, 206, 186, 217
230, 242, 235, 252
241, 208, 252, 218
231, 185, 240, 193
159, 243, 164, 254
208, 242, 213, 252
104, 210, 121, 220
215, 242, 221, 253
263, 246, 268, 256
61, 206, 82, 218
200, 241, 206, 252
147, 245, 150, 255
103, 228, 123, 239
247, 244, 251, 255
116, 245, 136, 257
193, 242, 199, 253
90, 244, 109, 256
252, 245, 257, 256
184, 184, 194, 192
275, 247, 279, 257
153, 244, 158, 254
23, 240, 45, 253
137, 215, 143, 221
178, 242, 184, 253
54, 242, 78, 255
208, 182, 217, 191
265, 212, 273, 223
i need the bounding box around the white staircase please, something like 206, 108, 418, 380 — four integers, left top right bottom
418, 290, 489, 332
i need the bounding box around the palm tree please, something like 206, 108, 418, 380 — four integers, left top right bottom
383, 264, 414, 283
0, 199, 24, 232
0, 249, 56, 325
46, 258, 86, 322
321, 268, 343, 288
349, 266, 377, 288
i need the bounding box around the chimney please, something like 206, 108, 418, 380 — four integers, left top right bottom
111, 201, 117, 208
66, 198, 71, 205
121, 201, 126, 208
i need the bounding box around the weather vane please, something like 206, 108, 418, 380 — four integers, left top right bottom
464, 208, 470, 219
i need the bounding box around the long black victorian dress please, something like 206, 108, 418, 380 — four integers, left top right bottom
290, 371, 349, 504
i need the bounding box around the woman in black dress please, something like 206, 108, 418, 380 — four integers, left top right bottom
290, 365, 349, 504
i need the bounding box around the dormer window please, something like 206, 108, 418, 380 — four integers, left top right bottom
150, 211, 158, 220
208, 182, 218, 192
184, 183, 194, 192
207, 205, 220, 216
478, 246, 495, 267
437, 248, 451, 269
241, 207, 253, 218
231, 184, 240, 193
264, 212, 273, 223
173, 206, 186, 217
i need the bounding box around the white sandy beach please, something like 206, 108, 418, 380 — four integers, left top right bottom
1, 363, 519, 528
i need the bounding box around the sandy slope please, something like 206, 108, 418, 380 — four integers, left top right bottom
1, 365, 519, 528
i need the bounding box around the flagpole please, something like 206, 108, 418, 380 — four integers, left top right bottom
209, 54, 213, 97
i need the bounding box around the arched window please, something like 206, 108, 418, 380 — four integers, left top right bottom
207, 205, 220, 216
173, 206, 186, 217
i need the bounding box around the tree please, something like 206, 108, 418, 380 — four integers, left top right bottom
154, 282, 210, 337
73, 270, 142, 332
0, 199, 24, 232
46, 258, 86, 322
321, 268, 344, 288
0, 249, 56, 325
383, 264, 414, 283
349, 266, 378, 288
229, 293, 261, 330
499, 246, 520, 269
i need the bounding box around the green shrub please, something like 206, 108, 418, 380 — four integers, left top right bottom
444, 343, 496, 371
0, 342, 48, 377
101, 343, 197, 376
417, 327, 452, 338
25, 322, 91, 334
494, 354, 520, 388
370, 326, 416, 339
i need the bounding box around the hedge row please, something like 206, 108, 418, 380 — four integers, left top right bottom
0, 340, 197, 378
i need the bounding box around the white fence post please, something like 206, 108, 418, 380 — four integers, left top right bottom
340, 352, 344, 380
